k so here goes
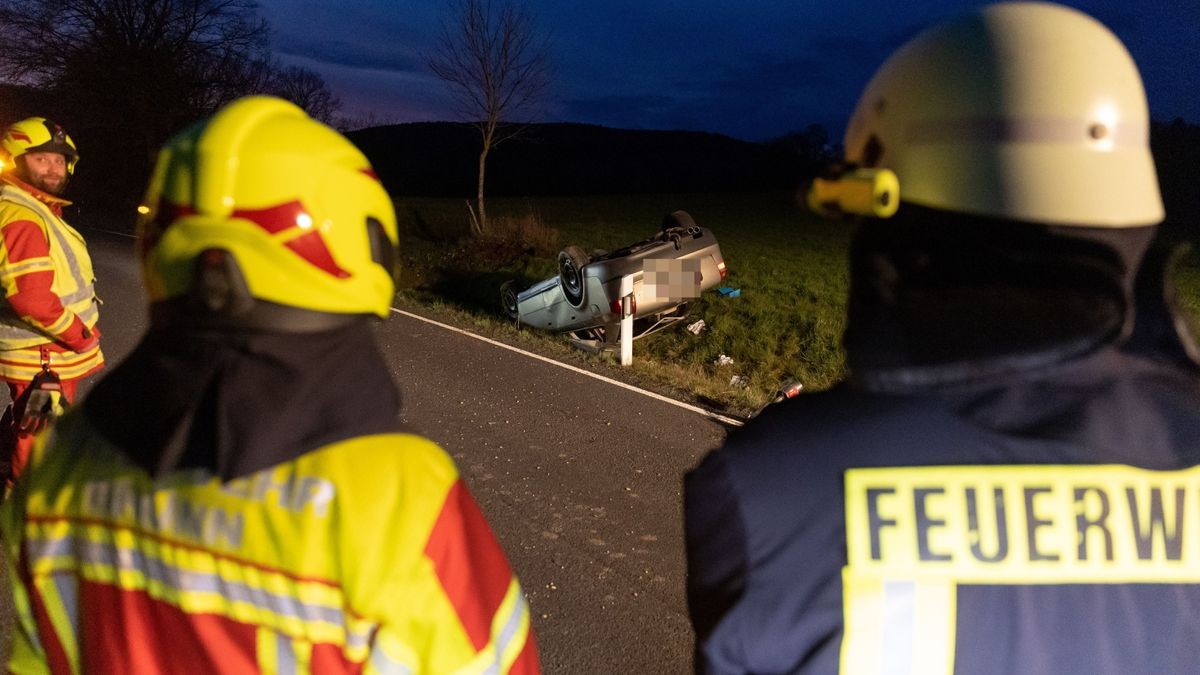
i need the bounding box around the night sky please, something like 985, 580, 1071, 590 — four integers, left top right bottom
259, 0, 1200, 142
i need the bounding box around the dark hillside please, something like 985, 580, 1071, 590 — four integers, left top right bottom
347, 122, 804, 197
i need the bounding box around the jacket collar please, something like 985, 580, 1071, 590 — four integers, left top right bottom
842, 207, 1164, 394
82, 320, 405, 481
1, 174, 72, 214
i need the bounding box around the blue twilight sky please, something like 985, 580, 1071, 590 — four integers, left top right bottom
257, 0, 1200, 142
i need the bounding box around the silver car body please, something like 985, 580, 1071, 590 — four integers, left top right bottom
510, 220, 726, 339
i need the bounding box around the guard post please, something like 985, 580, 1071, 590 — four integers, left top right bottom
620, 274, 633, 366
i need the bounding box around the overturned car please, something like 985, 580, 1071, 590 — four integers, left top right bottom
501, 211, 727, 344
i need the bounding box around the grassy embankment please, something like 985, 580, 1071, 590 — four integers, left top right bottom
394, 191, 1200, 417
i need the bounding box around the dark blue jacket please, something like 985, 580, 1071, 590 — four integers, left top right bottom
686, 228, 1200, 674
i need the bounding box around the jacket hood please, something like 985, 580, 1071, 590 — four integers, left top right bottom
82, 320, 403, 481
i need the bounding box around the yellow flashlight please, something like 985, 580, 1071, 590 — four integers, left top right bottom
807, 168, 900, 219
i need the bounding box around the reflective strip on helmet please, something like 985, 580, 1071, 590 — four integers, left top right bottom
231, 201, 352, 278
903, 117, 1144, 148
24, 525, 377, 660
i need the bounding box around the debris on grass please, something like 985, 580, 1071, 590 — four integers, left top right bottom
730, 375, 749, 388
774, 381, 804, 401
717, 287, 741, 298
714, 353, 734, 367
686, 319, 707, 335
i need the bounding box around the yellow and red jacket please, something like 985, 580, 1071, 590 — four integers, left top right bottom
2, 412, 538, 674
0, 176, 103, 382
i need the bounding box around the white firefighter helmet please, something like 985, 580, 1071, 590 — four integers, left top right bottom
838, 1, 1162, 227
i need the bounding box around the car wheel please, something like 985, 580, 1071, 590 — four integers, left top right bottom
661, 210, 697, 232
500, 280, 519, 320
558, 245, 589, 307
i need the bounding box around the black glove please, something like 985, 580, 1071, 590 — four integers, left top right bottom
19, 369, 65, 435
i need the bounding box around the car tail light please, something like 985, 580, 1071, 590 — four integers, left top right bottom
610, 296, 636, 317
717, 261, 728, 280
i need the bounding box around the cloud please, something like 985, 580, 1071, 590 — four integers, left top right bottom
258, 1, 1200, 141
274, 36, 424, 73
261, 0, 435, 74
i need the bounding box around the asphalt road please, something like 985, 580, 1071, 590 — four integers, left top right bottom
69, 229, 733, 673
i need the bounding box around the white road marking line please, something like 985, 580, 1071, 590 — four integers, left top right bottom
87, 227, 137, 238
390, 307, 745, 428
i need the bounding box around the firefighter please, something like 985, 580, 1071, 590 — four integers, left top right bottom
0, 117, 103, 480
685, 3, 1200, 674
2, 96, 538, 674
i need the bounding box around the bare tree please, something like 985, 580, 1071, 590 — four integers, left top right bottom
0, 0, 270, 119
334, 110, 410, 133
427, 0, 550, 236
0, 0, 339, 212
261, 63, 342, 125
0, 0, 274, 211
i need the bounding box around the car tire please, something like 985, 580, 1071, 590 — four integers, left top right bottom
558, 245, 589, 307
500, 280, 519, 320
661, 210, 697, 232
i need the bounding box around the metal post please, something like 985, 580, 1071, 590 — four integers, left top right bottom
619, 274, 633, 366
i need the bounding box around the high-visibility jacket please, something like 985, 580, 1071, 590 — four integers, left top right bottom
2, 411, 538, 675
0, 176, 103, 381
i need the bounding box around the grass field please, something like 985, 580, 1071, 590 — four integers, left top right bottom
394, 191, 1200, 416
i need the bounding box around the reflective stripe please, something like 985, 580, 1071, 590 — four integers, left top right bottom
0, 320, 45, 342
61, 286, 96, 307
345, 618, 372, 655
44, 311, 74, 335
1, 187, 90, 298
74, 301, 98, 325
52, 571, 80, 653
276, 632, 298, 675
491, 590, 530, 675
369, 642, 413, 675
25, 531, 374, 651
451, 583, 533, 675
0, 185, 98, 348
80, 538, 343, 624
880, 581, 914, 675
0, 257, 54, 283
0, 345, 104, 380
27, 534, 72, 561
